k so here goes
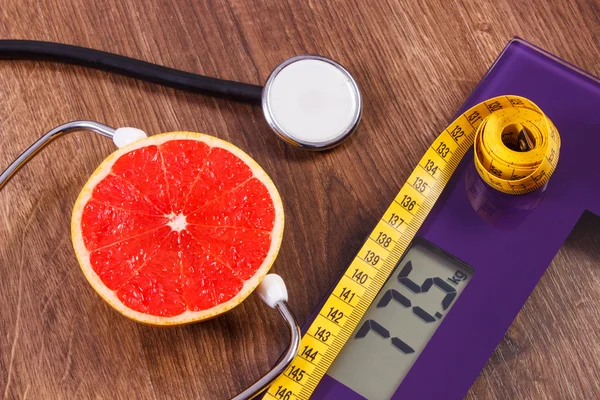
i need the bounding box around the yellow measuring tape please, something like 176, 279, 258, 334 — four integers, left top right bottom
265, 95, 560, 400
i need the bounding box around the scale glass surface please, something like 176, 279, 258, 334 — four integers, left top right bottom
303, 38, 600, 399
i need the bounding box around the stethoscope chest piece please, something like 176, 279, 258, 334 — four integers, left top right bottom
262, 55, 362, 150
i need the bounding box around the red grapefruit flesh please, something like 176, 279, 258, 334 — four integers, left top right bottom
71, 132, 284, 325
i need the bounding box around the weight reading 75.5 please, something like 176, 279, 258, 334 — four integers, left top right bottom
327, 241, 474, 400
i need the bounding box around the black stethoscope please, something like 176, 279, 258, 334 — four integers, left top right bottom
0, 40, 363, 399
0, 40, 362, 149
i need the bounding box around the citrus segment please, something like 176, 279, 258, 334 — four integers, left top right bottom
181, 147, 254, 215
187, 178, 276, 230
81, 201, 168, 250
72, 132, 284, 325
89, 226, 171, 290
180, 230, 244, 311
159, 140, 211, 213
186, 225, 271, 281
91, 174, 163, 215
111, 145, 171, 213
116, 231, 186, 317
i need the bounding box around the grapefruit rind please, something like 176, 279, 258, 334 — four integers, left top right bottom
71, 132, 284, 326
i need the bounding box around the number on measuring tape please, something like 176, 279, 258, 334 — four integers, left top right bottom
449, 125, 465, 142
314, 326, 332, 342
436, 142, 450, 158
376, 232, 393, 247
274, 386, 293, 400
301, 345, 319, 362
487, 100, 503, 111
351, 269, 369, 285
388, 213, 405, 228
364, 250, 380, 266
326, 307, 345, 324
399, 195, 417, 211
412, 177, 428, 193
509, 97, 524, 106
286, 365, 306, 382
467, 110, 482, 124
338, 287, 357, 304
423, 159, 439, 176
489, 164, 502, 177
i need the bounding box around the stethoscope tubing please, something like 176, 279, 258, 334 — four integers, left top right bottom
0, 40, 263, 103
0, 120, 115, 191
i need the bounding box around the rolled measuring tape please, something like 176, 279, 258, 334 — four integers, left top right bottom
473, 97, 559, 194
265, 95, 560, 400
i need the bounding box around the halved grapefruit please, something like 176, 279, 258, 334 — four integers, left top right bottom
71, 132, 284, 325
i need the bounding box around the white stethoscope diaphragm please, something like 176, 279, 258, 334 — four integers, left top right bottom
262, 55, 362, 150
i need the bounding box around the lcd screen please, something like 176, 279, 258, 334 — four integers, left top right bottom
327, 240, 474, 399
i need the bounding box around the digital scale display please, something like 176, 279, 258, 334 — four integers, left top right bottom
327, 241, 473, 399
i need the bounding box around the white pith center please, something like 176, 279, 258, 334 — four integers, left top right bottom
167, 213, 188, 232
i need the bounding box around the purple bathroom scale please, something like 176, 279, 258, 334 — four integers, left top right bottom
305, 38, 600, 399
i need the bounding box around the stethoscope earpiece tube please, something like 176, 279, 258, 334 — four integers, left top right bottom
0, 40, 263, 103
0, 120, 117, 191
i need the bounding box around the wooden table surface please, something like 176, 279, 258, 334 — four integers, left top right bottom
2, 1, 600, 399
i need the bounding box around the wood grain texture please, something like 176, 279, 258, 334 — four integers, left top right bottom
1, 0, 599, 398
